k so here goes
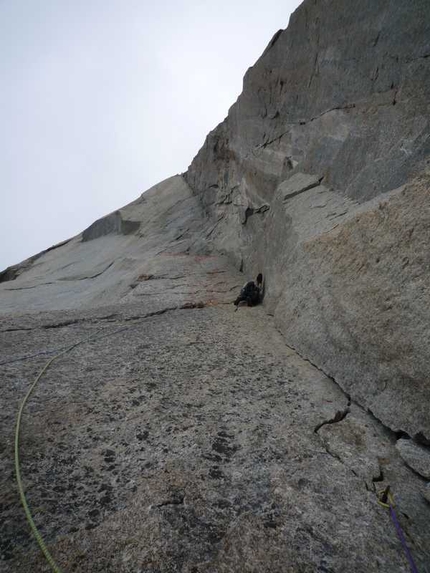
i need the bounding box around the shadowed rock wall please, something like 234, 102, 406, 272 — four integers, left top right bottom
185, 0, 430, 439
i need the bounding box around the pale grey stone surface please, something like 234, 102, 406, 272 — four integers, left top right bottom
186, 1, 430, 206
0, 176, 239, 314
1, 1, 430, 570
396, 439, 430, 479
184, 0, 430, 440
1, 191, 429, 569
2, 303, 430, 572
279, 173, 322, 201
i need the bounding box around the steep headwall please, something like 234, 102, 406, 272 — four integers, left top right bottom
185, 0, 430, 438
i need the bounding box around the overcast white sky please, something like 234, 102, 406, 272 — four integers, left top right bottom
0, 0, 302, 270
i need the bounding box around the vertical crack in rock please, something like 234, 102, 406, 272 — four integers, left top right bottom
314, 406, 351, 434
277, 329, 420, 443
371, 467, 384, 486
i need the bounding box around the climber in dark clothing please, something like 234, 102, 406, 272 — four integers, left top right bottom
234, 273, 264, 308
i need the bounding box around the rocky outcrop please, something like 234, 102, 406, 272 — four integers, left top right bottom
1, 1, 430, 571
184, 0, 430, 440
186, 1, 430, 209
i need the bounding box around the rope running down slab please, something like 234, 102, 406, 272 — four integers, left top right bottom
13, 307, 206, 571
13, 323, 139, 572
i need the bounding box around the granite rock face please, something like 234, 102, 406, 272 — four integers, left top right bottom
0, 176, 238, 313
185, 0, 430, 440
396, 438, 430, 480
186, 0, 430, 207
2, 305, 430, 572
1, 1, 430, 571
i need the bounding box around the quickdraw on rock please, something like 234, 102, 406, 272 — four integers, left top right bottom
377, 486, 419, 573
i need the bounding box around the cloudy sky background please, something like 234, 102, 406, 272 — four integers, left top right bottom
0, 0, 302, 270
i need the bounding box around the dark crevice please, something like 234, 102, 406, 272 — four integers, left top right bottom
255, 96, 396, 140
205, 216, 225, 239
156, 492, 185, 508
282, 177, 324, 201
255, 130, 289, 150
371, 468, 384, 484
41, 319, 82, 329
2, 302, 207, 335
59, 261, 116, 281
271, 320, 430, 488
300, 103, 357, 125
308, 51, 319, 88
372, 31, 381, 47
314, 407, 350, 434
123, 302, 206, 322
270, 322, 423, 444
152, 275, 185, 281
322, 446, 343, 464
4, 282, 57, 291
174, 228, 190, 242
241, 204, 270, 225
1, 303, 210, 366
319, 442, 360, 484
364, 405, 411, 442
3, 261, 115, 291
273, 327, 350, 402
398, 460, 429, 483
262, 29, 284, 57
404, 53, 430, 62
395, 430, 410, 440
1, 314, 119, 334
414, 432, 430, 448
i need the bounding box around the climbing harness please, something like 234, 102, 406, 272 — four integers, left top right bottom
377, 486, 419, 573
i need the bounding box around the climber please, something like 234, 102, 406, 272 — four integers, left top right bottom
234, 273, 264, 309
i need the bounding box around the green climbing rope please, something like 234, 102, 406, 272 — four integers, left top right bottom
14, 333, 101, 573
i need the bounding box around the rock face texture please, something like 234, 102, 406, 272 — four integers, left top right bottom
2, 304, 430, 572
396, 438, 430, 480
0, 176, 238, 313
185, 0, 430, 440
1, 0, 430, 572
